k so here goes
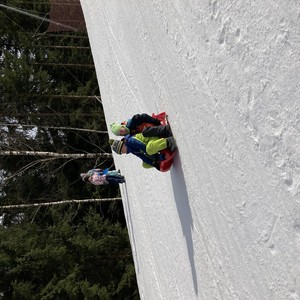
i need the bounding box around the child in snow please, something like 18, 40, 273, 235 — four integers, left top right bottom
109, 133, 176, 170
81, 169, 125, 185
110, 113, 172, 138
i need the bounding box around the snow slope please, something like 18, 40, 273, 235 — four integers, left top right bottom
80, 1, 300, 299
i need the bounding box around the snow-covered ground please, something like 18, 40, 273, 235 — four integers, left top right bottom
81, 1, 300, 299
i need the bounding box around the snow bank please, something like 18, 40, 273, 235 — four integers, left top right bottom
81, 1, 300, 299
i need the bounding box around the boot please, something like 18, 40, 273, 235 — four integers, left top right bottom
167, 137, 177, 151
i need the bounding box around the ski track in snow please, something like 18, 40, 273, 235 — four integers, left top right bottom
81, 0, 300, 299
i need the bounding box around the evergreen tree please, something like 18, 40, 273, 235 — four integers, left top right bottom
0, 1, 139, 298
0, 208, 139, 299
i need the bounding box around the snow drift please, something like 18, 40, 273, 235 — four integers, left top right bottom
80, 1, 300, 299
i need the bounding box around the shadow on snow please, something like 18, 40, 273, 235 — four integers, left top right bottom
171, 151, 199, 295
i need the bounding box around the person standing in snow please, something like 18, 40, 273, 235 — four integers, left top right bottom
109, 133, 176, 170
81, 169, 125, 185
110, 113, 172, 138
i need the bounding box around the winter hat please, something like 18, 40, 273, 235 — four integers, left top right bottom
110, 139, 124, 154
110, 123, 123, 136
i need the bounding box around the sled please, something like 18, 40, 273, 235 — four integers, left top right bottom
159, 148, 175, 172
152, 112, 175, 172
152, 112, 168, 126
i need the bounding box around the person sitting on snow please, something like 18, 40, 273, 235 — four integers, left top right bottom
110, 113, 172, 138
109, 133, 176, 170
80, 168, 125, 185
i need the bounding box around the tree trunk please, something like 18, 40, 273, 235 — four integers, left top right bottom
35, 33, 89, 39
32, 62, 95, 69
38, 45, 90, 50
0, 150, 112, 159
0, 198, 122, 209
1, 123, 108, 134
2, 94, 100, 100
0, 113, 96, 117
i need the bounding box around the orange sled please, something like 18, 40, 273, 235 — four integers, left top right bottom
159, 148, 175, 172
152, 112, 168, 126
152, 112, 175, 172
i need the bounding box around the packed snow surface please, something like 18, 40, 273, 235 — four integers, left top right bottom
81, 1, 299, 299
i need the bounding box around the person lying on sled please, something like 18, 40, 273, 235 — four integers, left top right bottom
109, 133, 176, 170
80, 168, 125, 185
110, 113, 172, 138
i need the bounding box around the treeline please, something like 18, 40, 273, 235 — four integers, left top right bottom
0, 1, 139, 299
